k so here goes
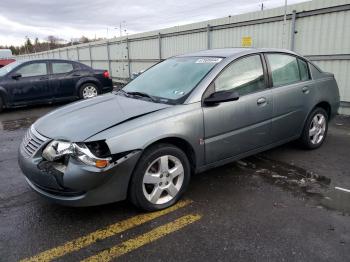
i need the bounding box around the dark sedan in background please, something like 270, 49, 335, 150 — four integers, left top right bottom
0, 59, 113, 112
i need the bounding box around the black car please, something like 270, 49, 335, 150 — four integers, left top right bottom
0, 59, 113, 112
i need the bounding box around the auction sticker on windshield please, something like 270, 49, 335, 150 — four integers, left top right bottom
195, 58, 222, 64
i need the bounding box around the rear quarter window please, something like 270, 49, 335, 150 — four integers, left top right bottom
309, 63, 324, 80
297, 59, 310, 81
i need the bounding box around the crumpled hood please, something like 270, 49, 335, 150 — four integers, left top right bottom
34, 93, 171, 141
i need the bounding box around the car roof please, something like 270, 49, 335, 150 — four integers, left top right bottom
177, 48, 299, 58
17, 59, 78, 63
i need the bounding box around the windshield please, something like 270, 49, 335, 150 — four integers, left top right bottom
0, 61, 23, 77
122, 57, 222, 103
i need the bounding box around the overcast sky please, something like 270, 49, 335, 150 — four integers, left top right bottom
0, 0, 308, 46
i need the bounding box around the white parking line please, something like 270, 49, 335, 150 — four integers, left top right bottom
335, 187, 350, 193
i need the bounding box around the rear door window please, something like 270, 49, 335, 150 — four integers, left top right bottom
266, 54, 300, 87
16, 62, 47, 77
52, 63, 74, 74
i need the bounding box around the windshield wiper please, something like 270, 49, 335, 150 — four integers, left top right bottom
125, 91, 158, 102
116, 89, 128, 96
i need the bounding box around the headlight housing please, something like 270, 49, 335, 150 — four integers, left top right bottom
42, 140, 111, 169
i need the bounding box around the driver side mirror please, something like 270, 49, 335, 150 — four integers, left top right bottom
11, 73, 22, 80
204, 90, 239, 106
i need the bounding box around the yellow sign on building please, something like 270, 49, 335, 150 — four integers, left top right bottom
241, 36, 252, 47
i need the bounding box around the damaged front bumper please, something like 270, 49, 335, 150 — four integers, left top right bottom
18, 127, 141, 206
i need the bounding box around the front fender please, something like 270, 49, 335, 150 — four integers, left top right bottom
86, 103, 206, 168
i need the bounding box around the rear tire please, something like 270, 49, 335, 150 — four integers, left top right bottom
129, 143, 191, 211
299, 107, 328, 149
79, 83, 99, 99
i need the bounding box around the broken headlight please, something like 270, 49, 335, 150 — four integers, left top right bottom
42, 140, 112, 168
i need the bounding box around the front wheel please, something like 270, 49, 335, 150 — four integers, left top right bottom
299, 107, 328, 149
129, 144, 191, 211
79, 83, 99, 99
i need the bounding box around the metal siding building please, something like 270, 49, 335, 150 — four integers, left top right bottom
18, 0, 350, 113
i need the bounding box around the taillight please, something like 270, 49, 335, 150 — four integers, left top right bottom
103, 71, 110, 79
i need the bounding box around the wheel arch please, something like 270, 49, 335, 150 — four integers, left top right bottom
75, 77, 102, 96
314, 101, 331, 120
299, 100, 331, 138
127, 136, 195, 210
142, 137, 197, 175
299, 102, 330, 149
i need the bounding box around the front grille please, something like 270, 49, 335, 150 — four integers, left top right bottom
34, 182, 85, 197
21, 126, 49, 158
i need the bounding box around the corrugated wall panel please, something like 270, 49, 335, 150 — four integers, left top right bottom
78, 47, 90, 61
314, 60, 350, 102
67, 48, 78, 60
59, 50, 68, 59
130, 39, 159, 59
161, 32, 207, 58
211, 20, 291, 49
130, 62, 157, 75
53, 51, 60, 59
109, 42, 128, 60
295, 11, 350, 55
111, 62, 129, 78
90, 45, 108, 60
91, 61, 109, 70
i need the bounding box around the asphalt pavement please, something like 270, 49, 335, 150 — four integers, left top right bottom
0, 103, 349, 262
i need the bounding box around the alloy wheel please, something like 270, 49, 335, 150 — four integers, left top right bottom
82, 85, 98, 99
309, 113, 326, 145
142, 155, 184, 205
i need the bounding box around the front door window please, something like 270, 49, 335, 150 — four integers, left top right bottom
214, 55, 266, 96
16, 63, 47, 77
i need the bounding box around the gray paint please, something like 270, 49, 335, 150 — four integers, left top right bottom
18, 48, 340, 206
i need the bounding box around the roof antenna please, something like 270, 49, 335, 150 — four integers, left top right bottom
261, 2, 264, 11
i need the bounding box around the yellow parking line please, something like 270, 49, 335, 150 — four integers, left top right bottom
81, 214, 202, 262
20, 199, 192, 262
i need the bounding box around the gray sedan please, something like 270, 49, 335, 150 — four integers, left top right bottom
18, 48, 340, 211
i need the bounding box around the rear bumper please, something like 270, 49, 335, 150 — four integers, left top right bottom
331, 100, 340, 119
101, 84, 113, 93
101, 79, 114, 93
19, 145, 141, 206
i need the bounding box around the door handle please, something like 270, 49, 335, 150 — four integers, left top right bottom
72, 73, 81, 77
302, 86, 310, 94
40, 76, 49, 80
257, 97, 267, 106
